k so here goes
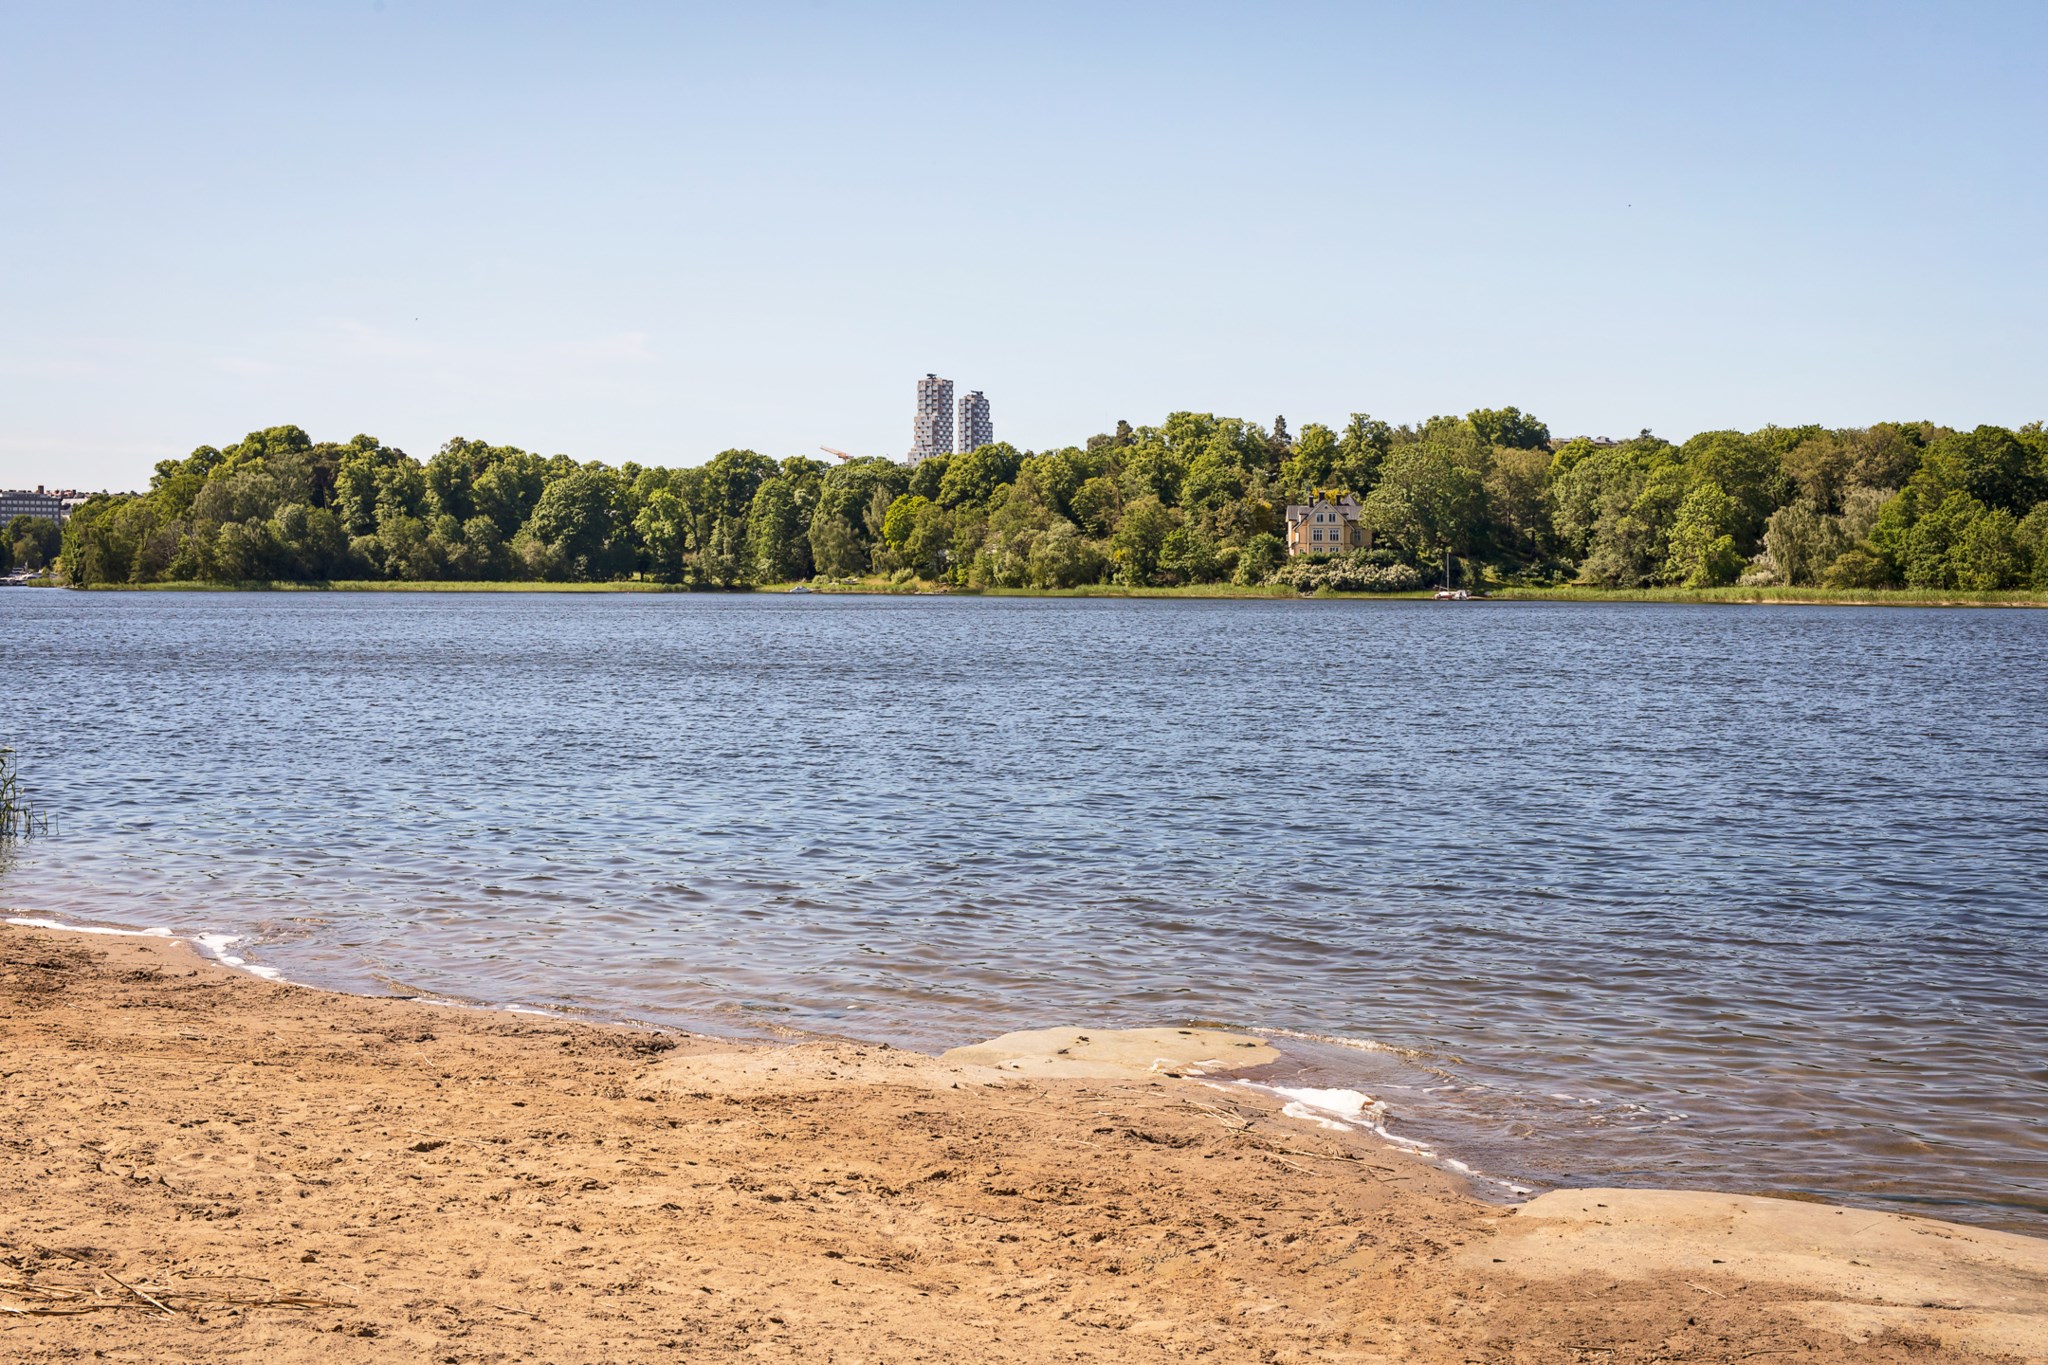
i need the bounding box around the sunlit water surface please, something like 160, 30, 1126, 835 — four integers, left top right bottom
3, 592, 2045, 1231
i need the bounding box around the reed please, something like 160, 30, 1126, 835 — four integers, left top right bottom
0, 747, 52, 840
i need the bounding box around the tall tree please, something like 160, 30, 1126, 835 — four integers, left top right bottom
747, 477, 805, 582
1468, 406, 1551, 451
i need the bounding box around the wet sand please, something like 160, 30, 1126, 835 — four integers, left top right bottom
3, 923, 2043, 1362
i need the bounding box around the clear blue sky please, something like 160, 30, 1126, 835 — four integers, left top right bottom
3, 1, 2043, 490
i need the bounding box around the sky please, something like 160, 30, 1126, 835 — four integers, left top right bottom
2, 1, 2044, 491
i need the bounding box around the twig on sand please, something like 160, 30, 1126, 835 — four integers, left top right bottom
9, 1252, 350, 1319
1242, 1141, 1399, 1176
1175, 1100, 1255, 1131
1686, 1280, 1728, 1298
43, 1249, 179, 1318
101, 1268, 180, 1318
492, 1302, 544, 1320
1259, 1153, 1318, 1174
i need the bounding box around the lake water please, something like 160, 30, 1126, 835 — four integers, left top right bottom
3, 591, 2045, 1231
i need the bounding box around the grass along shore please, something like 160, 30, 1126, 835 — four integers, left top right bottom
1485, 584, 2048, 608
60, 577, 2048, 606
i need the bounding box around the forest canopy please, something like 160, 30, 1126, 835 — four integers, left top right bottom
57, 411, 2048, 592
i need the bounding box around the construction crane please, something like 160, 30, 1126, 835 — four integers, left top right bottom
820, 445, 858, 462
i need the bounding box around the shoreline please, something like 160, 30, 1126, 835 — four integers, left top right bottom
47, 578, 2048, 607
5, 922, 2044, 1360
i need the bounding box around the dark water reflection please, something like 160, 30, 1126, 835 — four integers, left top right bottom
3, 592, 2045, 1230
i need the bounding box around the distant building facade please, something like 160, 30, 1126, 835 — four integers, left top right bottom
957, 390, 992, 453
1285, 493, 1368, 556
910, 374, 955, 464
0, 486, 72, 525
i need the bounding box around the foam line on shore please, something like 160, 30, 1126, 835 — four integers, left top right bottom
6, 914, 174, 938
1225, 1078, 1535, 1197
190, 932, 286, 981
8, 912, 298, 985
5, 914, 645, 1031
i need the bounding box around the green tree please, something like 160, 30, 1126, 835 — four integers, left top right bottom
1468, 406, 1551, 450
1025, 521, 1100, 588
269, 504, 349, 579
938, 442, 1022, 509
1157, 524, 1221, 583
1180, 447, 1248, 514
1110, 497, 1174, 585
5, 516, 61, 572
1234, 532, 1283, 585
1484, 447, 1553, 560
747, 477, 805, 582
1280, 423, 1341, 493
212, 518, 278, 581
1680, 431, 1786, 552
908, 455, 950, 501
1335, 414, 1393, 493
817, 457, 908, 547
634, 490, 692, 583
699, 448, 778, 522
1360, 432, 1489, 562
454, 515, 509, 579
1664, 482, 1743, 586
528, 467, 627, 579
882, 494, 930, 551
899, 500, 953, 578
1895, 490, 1999, 588
332, 437, 420, 536
807, 512, 864, 578
424, 443, 482, 523
1068, 476, 1119, 536
471, 448, 549, 537
1760, 500, 1836, 585
1915, 426, 2042, 514
1949, 506, 2024, 589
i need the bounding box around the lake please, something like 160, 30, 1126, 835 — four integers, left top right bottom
3, 590, 2045, 1230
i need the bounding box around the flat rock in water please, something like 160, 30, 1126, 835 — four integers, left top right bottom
939, 1026, 1279, 1079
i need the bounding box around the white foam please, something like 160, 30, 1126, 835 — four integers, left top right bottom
1237, 1078, 1535, 1197
6, 915, 173, 938
1271, 1085, 1372, 1128
1254, 1026, 1403, 1056
191, 932, 285, 981
8, 912, 574, 1022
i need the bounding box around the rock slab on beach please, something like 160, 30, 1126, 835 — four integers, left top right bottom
939, 1025, 1280, 1079
1479, 1187, 2048, 1358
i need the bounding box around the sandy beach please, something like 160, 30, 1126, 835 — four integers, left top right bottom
3, 922, 2044, 1363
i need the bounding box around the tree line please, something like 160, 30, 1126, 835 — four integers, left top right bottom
55, 411, 2048, 592
4, 516, 62, 575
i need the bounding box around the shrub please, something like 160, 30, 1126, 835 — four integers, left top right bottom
1275, 553, 1424, 593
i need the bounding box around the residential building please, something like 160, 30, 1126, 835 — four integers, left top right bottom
1284, 493, 1369, 555
0, 486, 70, 525
957, 390, 993, 453
909, 374, 954, 464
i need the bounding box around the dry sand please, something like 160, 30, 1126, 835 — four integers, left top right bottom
3, 922, 2044, 1362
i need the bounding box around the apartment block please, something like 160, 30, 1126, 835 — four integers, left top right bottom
910, 374, 955, 464
0, 486, 73, 524
957, 390, 993, 453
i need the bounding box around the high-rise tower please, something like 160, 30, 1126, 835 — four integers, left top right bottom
957, 390, 992, 453
910, 374, 954, 464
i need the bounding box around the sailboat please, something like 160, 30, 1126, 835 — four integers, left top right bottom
1433, 548, 1470, 600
